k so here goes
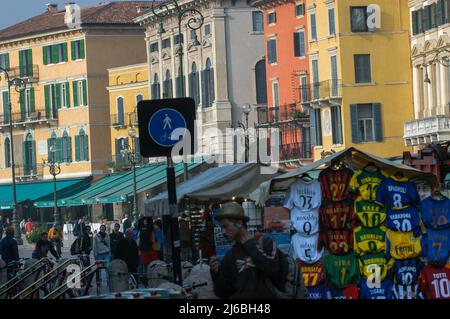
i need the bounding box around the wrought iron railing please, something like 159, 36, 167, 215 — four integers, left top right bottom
298, 79, 342, 103
0, 109, 57, 127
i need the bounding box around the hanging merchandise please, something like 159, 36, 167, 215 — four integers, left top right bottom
349, 163, 388, 201
323, 252, 360, 290
358, 252, 394, 281
290, 208, 320, 236
418, 264, 450, 299
291, 232, 324, 264
422, 227, 450, 266
386, 229, 422, 260
354, 198, 386, 228
327, 284, 360, 299
353, 225, 387, 256
297, 259, 325, 288
283, 178, 322, 212
391, 258, 424, 286
306, 283, 329, 300
359, 278, 394, 299
319, 164, 354, 202
392, 283, 420, 300
322, 228, 354, 255
420, 196, 450, 229
319, 199, 355, 230
384, 206, 422, 234
376, 174, 421, 210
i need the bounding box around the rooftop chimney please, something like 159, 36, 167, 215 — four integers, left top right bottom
46, 3, 58, 12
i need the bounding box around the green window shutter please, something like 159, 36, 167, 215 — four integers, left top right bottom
30, 87, 35, 112
310, 108, 317, 146
75, 135, 80, 161
55, 83, 62, 109
80, 40, 85, 59
31, 141, 36, 172
51, 45, 58, 64
83, 135, 89, 161
63, 43, 68, 62
82, 80, 87, 106
43, 46, 48, 65
67, 136, 72, 162
350, 104, 360, 143
47, 138, 52, 162
412, 11, 418, 35
4, 53, 9, 70
19, 51, 24, 77
27, 49, 33, 76
373, 103, 383, 142
19, 90, 25, 122
73, 81, 79, 107
22, 141, 27, 174
56, 138, 63, 163
294, 32, 300, 57
65, 82, 71, 108
71, 41, 76, 60
2, 91, 10, 125
44, 85, 50, 119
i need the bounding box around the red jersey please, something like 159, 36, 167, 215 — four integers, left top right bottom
419, 264, 450, 299
320, 199, 355, 230
323, 228, 354, 255
297, 259, 325, 288
319, 166, 354, 202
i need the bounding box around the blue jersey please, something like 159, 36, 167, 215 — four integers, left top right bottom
376, 176, 420, 209
391, 258, 424, 285
420, 196, 450, 229
386, 206, 422, 234
307, 284, 329, 299
359, 279, 394, 299
422, 227, 450, 266
392, 284, 421, 299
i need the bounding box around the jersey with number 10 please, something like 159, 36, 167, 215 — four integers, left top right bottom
419, 264, 450, 299
319, 167, 354, 202
350, 168, 388, 201
354, 199, 386, 228
376, 176, 420, 209
420, 196, 450, 229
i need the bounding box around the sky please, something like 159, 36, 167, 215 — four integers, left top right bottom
0, 0, 144, 30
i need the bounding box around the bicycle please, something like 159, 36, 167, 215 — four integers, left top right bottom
6, 258, 31, 280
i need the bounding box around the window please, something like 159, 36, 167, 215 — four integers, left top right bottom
0, 53, 9, 71
23, 133, 36, 176
267, 39, 277, 64
295, 3, 305, 17
47, 132, 58, 163
72, 80, 87, 107
351, 6, 368, 32
294, 31, 306, 57
162, 38, 171, 49
328, 8, 336, 35
201, 59, 215, 107
71, 40, 85, 60
60, 82, 69, 108
430, 3, 437, 28
44, 84, 58, 119
267, 12, 276, 25
300, 75, 308, 102
151, 74, 161, 99
21, 88, 35, 119
19, 49, 33, 77
330, 106, 343, 145
312, 60, 319, 99
351, 103, 382, 142
43, 43, 68, 65
255, 60, 267, 104
189, 63, 200, 106
174, 34, 184, 45
436, 0, 447, 26
116, 97, 125, 125
149, 42, 159, 53
163, 70, 173, 99
354, 54, 372, 83
176, 66, 186, 98
62, 131, 72, 163
330, 56, 338, 96
75, 129, 89, 161
136, 94, 144, 104
252, 11, 264, 32
205, 24, 211, 36
310, 13, 317, 40
4, 137, 11, 168
115, 137, 129, 165
310, 109, 322, 146
272, 82, 280, 121
2, 91, 9, 125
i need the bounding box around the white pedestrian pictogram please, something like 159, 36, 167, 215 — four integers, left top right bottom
163, 114, 172, 130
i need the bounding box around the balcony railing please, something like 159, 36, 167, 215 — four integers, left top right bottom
111, 112, 138, 128
272, 142, 312, 162
298, 79, 342, 104
404, 115, 450, 146
0, 109, 58, 128
257, 104, 310, 126
15, 163, 44, 180
6, 65, 40, 83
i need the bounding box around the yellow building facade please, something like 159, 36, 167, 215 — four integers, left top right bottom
303, 0, 414, 160
107, 63, 148, 170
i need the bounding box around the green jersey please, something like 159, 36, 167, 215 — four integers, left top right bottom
353, 225, 387, 256
323, 252, 360, 289
354, 198, 386, 228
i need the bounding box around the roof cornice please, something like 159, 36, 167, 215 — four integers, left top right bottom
249, 0, 295, 9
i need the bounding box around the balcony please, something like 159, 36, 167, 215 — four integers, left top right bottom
279, 142, 312, 161
404, 115, 450, 146
111, 112, 138, 128
0, 109, 58, 131
298, 79, 342, 107
257, 104, 310, 126
6, 65, 40, 83
15, 164, 44, 181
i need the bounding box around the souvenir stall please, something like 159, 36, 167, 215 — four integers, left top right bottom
264, 147, 450, 299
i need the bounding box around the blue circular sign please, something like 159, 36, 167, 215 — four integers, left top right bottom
148, 108, 187, 147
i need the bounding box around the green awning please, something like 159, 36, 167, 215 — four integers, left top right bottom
57, 157, 210, 206
33, 178, 92, 208
0, 178, 92, 210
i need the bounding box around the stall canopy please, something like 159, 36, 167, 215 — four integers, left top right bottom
0, 178, 91, 210
270, 147, 435, 193
145, 162, 280, 216
52, 157, 209, 207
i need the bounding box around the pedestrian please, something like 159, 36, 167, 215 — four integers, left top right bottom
138, 217, 159, 273
73, 218, 86, 238
209, 202, 282, 299
0, 216, 5, 239
32, 232, 60, 260
154, 219, 164, 260
48, 224, 63, 256
109, 223, 123, 260
116, 228, 139, 273
122, 214, 132, 233
4, 218, 11, 228
19, 219, 26, 234
93, 224, 111, 282
79, 225, 92, 267
24, 218, 36, 235
0, 227, 19, 265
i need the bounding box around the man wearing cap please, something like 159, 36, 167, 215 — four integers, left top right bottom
209, 202, 281, 299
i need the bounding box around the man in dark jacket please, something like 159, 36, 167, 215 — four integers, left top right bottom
116, 228, 139, 273
32, 232, 59, 260
209, 202, 281, 299
109, 223, 123, 260
0, 227, 19, 264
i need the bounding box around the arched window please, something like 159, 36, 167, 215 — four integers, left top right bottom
202, 58, 215, 107
136, 94, 144, 104
116, 97, 125, 126
189, 62, 200, 106
62, 131, 72, 163
76, 129, 89, 161
163, 70, 173, 99
175, 66, 186, 97
48, 131, 57, 163
115, 137, 129, 165
4, 137, 11, 168
255, 59, 267, 104
151, 73, 161, 99
23, 133, 36, 176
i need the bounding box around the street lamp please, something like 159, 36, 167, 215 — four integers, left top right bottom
423, 48, 450, 84
121, 127, 139, 226
0, 66, 27, 245
237, 104, 252, 163
43, 146, 61, 225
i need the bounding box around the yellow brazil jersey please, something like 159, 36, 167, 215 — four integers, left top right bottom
354, 198, 387, 228
386, 229, 422, 260
358, 252, 394, 281
349, 168, 388, 201
353, 225, 387, 256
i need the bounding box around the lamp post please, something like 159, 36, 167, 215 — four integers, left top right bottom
0, 67, 27, 245
121, 128, 139, 226
237, 104, 251, 163
423, 48, 450, 84
43, 146, 61, 225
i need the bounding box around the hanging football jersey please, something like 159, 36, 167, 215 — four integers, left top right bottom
359, 279, 394, 299
323, 252, 360, 290
320, 199, 355, 230
353, 225, 387, 256
323, 228, 354, 255
327, 284, 360, 299
354, 198, 386, 228
284, 179, 322, 212
375, 175, 420, 209
358, 252, 394, 281
319, 166, 354, 202
290, 208, 320, 236
418, 264, 450, 299
297, 259, 325, 288
291, 232, 324, 264
392, 283, 420, 299
386, 229, 422, 260
307, 284, 329, 300
391, 258, 424, 286
420, 196, 450, 229
422, 227, 450, 266
350, 167, 388, 201
385, 206, 422, 234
